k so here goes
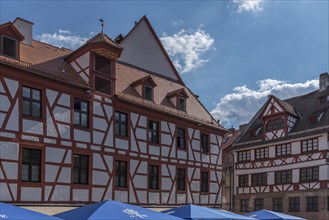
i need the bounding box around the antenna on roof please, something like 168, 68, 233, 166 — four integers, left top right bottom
99, 18, 104, 35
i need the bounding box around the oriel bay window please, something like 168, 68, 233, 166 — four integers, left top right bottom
301, 138, 318, 152
275, 170, 292, 184
74, 98, 89, 127
255, 147, 269, 160
22, 148, 41, 182
238, 150, 250, 162
177, 168, 186, 191
148, 121, 159, 144
148, 165, 159, 190
276, 143, 291, 156
73, 154, 89, 184
115, 111, 128, 137
22, 86, 42, 118
176, 128, 186, 149
115, 160, 127, 188
300, 166, 319, 182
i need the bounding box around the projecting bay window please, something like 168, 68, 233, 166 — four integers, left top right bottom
148, 121, 159, 144
306, 196, 318, 212
300, 166, 319, 182
22, 148, 41, 182
276, 143, 291, 156
254, 199, 264, 211
115, 111, 128, 137
74, 98, 89, 128
237, 150, 250, 162
73, 154, 89, 184
273, 198, 283, 212
301, 138, 318, 152
289, 197, 300, 212
22, 86, 42, 118
252, 173, 267, 186
275, 170, 292, 184
176, 128, 186, 149
201, 133, 209, 153
1, 36, 17, 58
148, 165, 159, 190
115, 160, 127, 188
177, 168, 186, 191
201, 171, 209, 193
255, 147, 269, 160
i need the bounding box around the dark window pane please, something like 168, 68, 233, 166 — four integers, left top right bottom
95, 55, 111, 75
3, 37, 17, 58
144, 85, 153, 101
95, 76, 111, 95
73, 154, 89, 184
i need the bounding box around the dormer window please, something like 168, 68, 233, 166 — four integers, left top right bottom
178, 96, 186, 111
95, 54, 111, 75
144, 85, 153, 101
1, 36, 17, 58
266, 118, 284, 131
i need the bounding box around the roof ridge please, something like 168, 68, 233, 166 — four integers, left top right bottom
32, 39, 72, 52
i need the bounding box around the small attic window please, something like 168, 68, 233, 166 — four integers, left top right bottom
178, 96, 186, 111
95, 55, 111, 75
1, 36, 17, 58
144, 85, 153, 101
266, 118, 284, 132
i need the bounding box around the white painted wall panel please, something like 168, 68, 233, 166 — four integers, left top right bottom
93, 117, 107, 131
133, 175, 147, 189
115, 190, 128, 203
74, 129, 91, 143
76, 52, 90, 69
46, 147, 65, 163
4, 78, 18, 98
51, 185, 70, 201
57, 167, 71, 183
21, 187, 41, 201
115, 138, 129, 150
0, 142, 19, 160
46, 89, 58, 107
45, 165, 59, 182
2, 162, 17, 179
57, 93, 70, 107
57, 123, 70, 139
73, 189, 89, 201
53, 106, 70, 123
0, 183, 12, 201
0, 95, 10, 112
93, 171, 109, 185
5, 99, 19, 131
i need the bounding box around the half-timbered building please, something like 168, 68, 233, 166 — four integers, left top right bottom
233, 73, 329, 220
0, 16, 225, 208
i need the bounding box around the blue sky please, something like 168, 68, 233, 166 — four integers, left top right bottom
1, 0, 328, 128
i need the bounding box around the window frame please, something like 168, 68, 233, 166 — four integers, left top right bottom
21, 148, 42, 183
200, 171, 209, 193
276, 143, 291, 156
251, 173, 267, 186
273, 198, 283, 212
301, 138, 318, 152
148, 120, 159, 145
143, 84, 153, 101
289, 197, 300, 212
94, 54, 112, 75
306, 196, 318, 212
1, 35, 18, 58
237, 150, 251, 162
73, 154, 89, 185
254, 198, 264, 211
148, 165, 159, 190
73, 98, 89, 128
94, 75, 112, 96
275, 170, 292, 184
115, 111, 128, 137
300, 166, 319, 182
239, 175, 249, 187
22, 86, 42, 118
266, 118, 285, 132
255, 147, 269, 160
178, 96, 186, 111
200, 133, 209, 153
240, 199, 249, 212
176, 127, 186, 150
177, 168, 186, 191
115, 160, 128, 188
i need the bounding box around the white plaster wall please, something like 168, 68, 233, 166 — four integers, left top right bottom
50, 185, 70, 201
57, 93, 70, 107
74, 129, 91, 143
1, 162, 18, 179
5, 100, 19, 131
319, 165, 329, 180
73, 189, 89, 201
53, 106, 70, 123
76, 52, 90, 69
21, 187, 41, 201
318, 134, 327, 150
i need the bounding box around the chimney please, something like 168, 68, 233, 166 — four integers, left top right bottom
319, 72, 329, 92
13, 17, 33, 46
239, 123, 248, 132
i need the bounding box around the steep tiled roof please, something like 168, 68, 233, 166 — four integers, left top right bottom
87, 33, 121, 49
235, 86, 329, 147
116, 63, 224, 130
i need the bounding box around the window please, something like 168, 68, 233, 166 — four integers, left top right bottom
144, 85, 153, 101
176, 128, 186, 149
74, 98, 88, 127
115, 112, 128, 137
252, 173, 267, 186
115, 160, 127, 188
239, 175, 249, 187
301, 138, 318, 152
178, 96, 186, 111
255, 147, 269, 160
200, 133, 209, 153
300, 167, 319, 182
254, 199, 264, 211
22, 148, 41, 182
73, 154, 89, 184
273, 198, 283, 212
240, 199, 249, 212
2, 36, 17, 58
275, 170, 292, 184
267, 118, 284, 131
289, 197, 300, 212
22, 86, 42, 118
306, 196, 318, 212
276, 143, 291, 156
237, 150, 251, 162
95, 76, 111, 95
95, 55, 111, 75
201, 171, 209, 192
148, 121, 159, 144
148, 165, 159, 190
177, 168, 186, 191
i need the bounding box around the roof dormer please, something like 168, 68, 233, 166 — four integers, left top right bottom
167, 88, 189, 111
131, 75, 157, 101
0, 22, 25, 59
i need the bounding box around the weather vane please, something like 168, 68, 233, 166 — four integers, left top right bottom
99, 18, 104, 34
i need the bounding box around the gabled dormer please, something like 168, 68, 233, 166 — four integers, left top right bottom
0, 22, 25, 59
131, 75, 157, 101
66, 33, 122, 96
167, 88, 189, 111
261, 95, 298, 140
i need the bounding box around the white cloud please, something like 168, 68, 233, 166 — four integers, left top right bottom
211, 78, 319, 128
36, 29, 88, 50
232, 0, 264, 13
160, 29, 214, 74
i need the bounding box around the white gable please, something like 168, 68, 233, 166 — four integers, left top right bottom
118, 19, 179, 81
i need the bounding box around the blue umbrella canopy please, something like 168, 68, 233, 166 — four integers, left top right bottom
0, 202, 62, 220
55, 200, 183, 220
163, 204, 256, 220
244, 209, 305, 220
